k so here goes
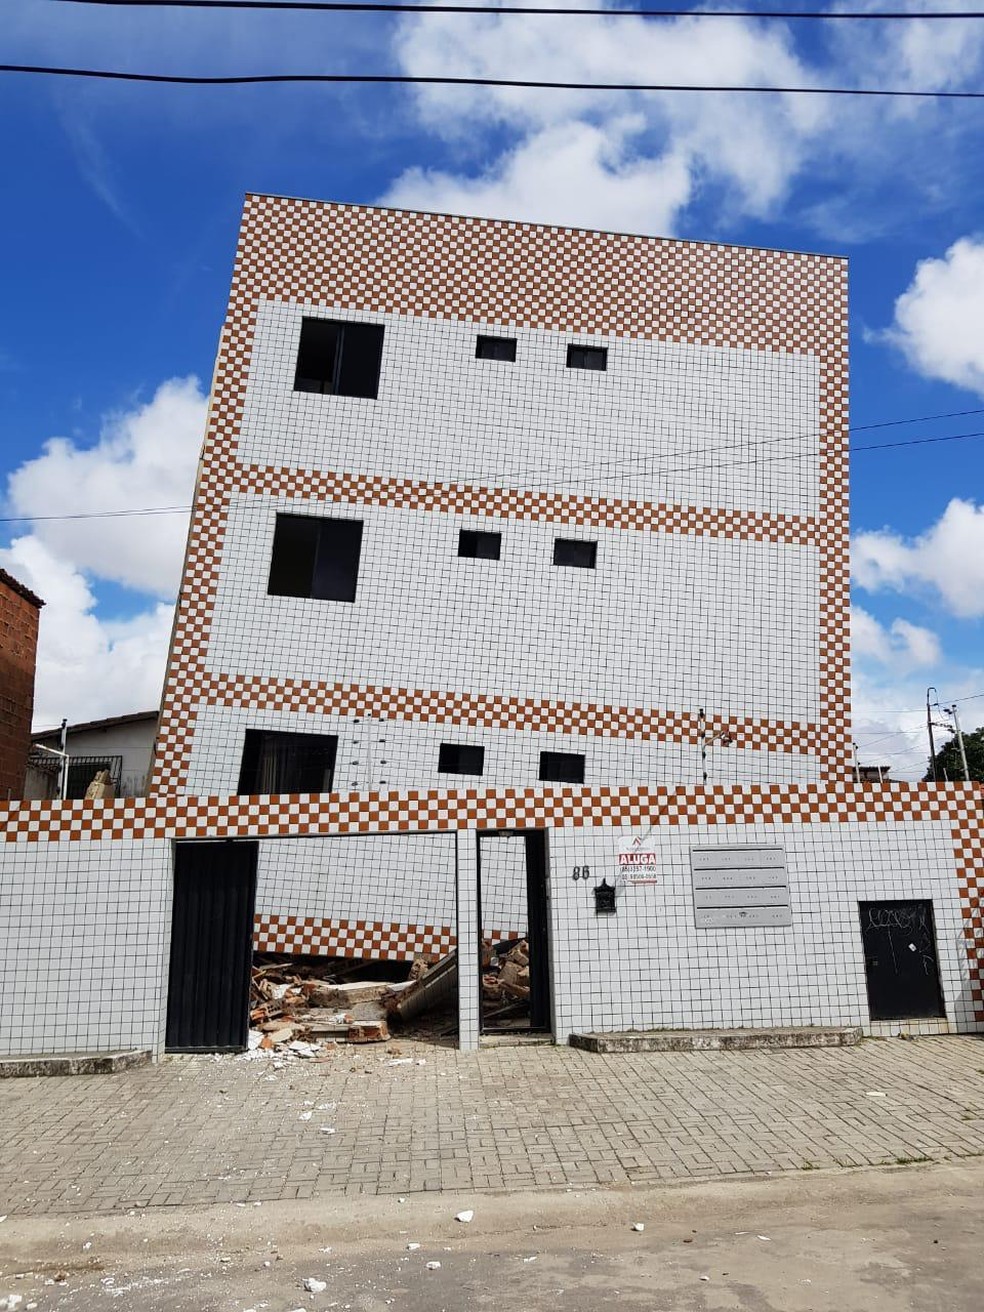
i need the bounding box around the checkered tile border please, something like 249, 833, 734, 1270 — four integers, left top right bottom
952, 823, 984, 1021
235, 463, 818, 546
150, 196, 853, 795
252, 914, 520, 961
253, 914, 454, 961
202, 673, 816, 753
4, 783, 980, 841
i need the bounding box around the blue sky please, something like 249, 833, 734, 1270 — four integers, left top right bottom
2, 0, 984, 776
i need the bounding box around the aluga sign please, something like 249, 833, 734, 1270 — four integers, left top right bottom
616, 839, 659, 885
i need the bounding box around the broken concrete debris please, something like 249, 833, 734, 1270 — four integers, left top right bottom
481, 939, 531, 1023
246, 955, 448, 1054
246, 950, 459, 1055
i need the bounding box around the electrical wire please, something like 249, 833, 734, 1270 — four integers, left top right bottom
5, 62, 984, 97
50, 0, 984, 20
2, 420, 983, 523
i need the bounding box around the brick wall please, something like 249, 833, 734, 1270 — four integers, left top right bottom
0, 570, 43, 801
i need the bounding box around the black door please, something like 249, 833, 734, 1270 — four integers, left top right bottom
477, 830, 551, 1034
166, 841, 258, 1052
859, 900, 945, 1022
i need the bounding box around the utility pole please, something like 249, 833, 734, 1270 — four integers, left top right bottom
947, 703, 971, 783
926, 686, 938, 781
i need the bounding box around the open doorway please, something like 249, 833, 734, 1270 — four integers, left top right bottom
478, 830, 550, 1034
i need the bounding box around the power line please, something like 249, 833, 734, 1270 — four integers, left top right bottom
3, 421, 984, 524
51, 0, 984, 19
5, 63, 984, 98
0, 506, 189, 523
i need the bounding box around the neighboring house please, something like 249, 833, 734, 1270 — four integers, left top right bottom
0, 568, 43, 801
26, 711, 158, 800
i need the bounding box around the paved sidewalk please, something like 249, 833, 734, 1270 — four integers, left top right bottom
1, 1035, 983, 1216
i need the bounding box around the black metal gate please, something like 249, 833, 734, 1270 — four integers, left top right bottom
859, 899, 945, 1022
165, 841, 258, 1052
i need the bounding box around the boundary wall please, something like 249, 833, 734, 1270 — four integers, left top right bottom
1, 782, 981, 1056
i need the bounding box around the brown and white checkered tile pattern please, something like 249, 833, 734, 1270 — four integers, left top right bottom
202, 673, 816, 753
235, 463, 818, 545
253, 913, 454, 961
251, 914, 521, 961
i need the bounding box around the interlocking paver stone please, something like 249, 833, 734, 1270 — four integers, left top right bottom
1, 1036, 983, 1216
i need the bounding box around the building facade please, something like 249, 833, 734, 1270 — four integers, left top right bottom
0, 568, 43, 802
0, 198, 980, 1060
152, 196, 849, 801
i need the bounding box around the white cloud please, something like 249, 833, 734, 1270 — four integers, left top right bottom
0, 378, 202, 727
0, 535, 174, 729
385, 120, 693, 233
5, 377, 204, 598
384, 12, 824, 234
853, 498, 984, 618
383, 6, 984, 238
885, 237, 984, 395
851, 605, 941, 671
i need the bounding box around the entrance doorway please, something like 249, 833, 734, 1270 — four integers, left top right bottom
166, 841, 258, 1052
478, 830, 550, 1034
859, 899, 945, 1022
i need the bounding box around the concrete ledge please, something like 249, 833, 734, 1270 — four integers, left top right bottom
569, 1027, 863, 1053
0, 1050, 152, 1078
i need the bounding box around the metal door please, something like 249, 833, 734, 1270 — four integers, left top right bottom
165, 841, 258, 1051
859, 900, 945, 1022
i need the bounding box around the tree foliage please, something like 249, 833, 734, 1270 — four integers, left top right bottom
923, 725, 984, 783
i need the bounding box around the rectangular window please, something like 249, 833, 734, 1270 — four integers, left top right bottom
438, 743, 486, 776
476, 335, 517, 362
566, 344, 607, 372
458, 529, 502, 560
294, 318, 385, 398
268, 514, 363, 603
553, 538, 597, 569
539, 751, 585, 784
238, 729, 338, 795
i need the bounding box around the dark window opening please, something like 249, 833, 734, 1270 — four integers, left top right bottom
476, 335, 517, 363
268, 514, 363, 603
238, 729, 338, 795
539, 751, 585, 783
553, 538, 597, 569
294, 318, 384, 399
438, 743, 485, 776
458, 529, 502, 560
566, 344, 608, 372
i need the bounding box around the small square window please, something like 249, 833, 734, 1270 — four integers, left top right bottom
539, 751, 585, 783
566, 344, 607, 371
268, 514, 363, 602
458, 529, 502, 560
476, 335, 517, 362
553, 538, 597, 569
438, 743, 485, 776
294, 317, 384, 398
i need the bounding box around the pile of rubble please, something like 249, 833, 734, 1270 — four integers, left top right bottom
248, 954, 454, 1055
481, 938, 531, 1026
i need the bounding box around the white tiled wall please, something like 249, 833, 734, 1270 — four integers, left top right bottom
255, 833, 456, 927
206, 495, 820, 722
546, 821, 978, 1040
239, 302, 821, 519
0, 838, 172, 1058
185, 705, 820, 798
